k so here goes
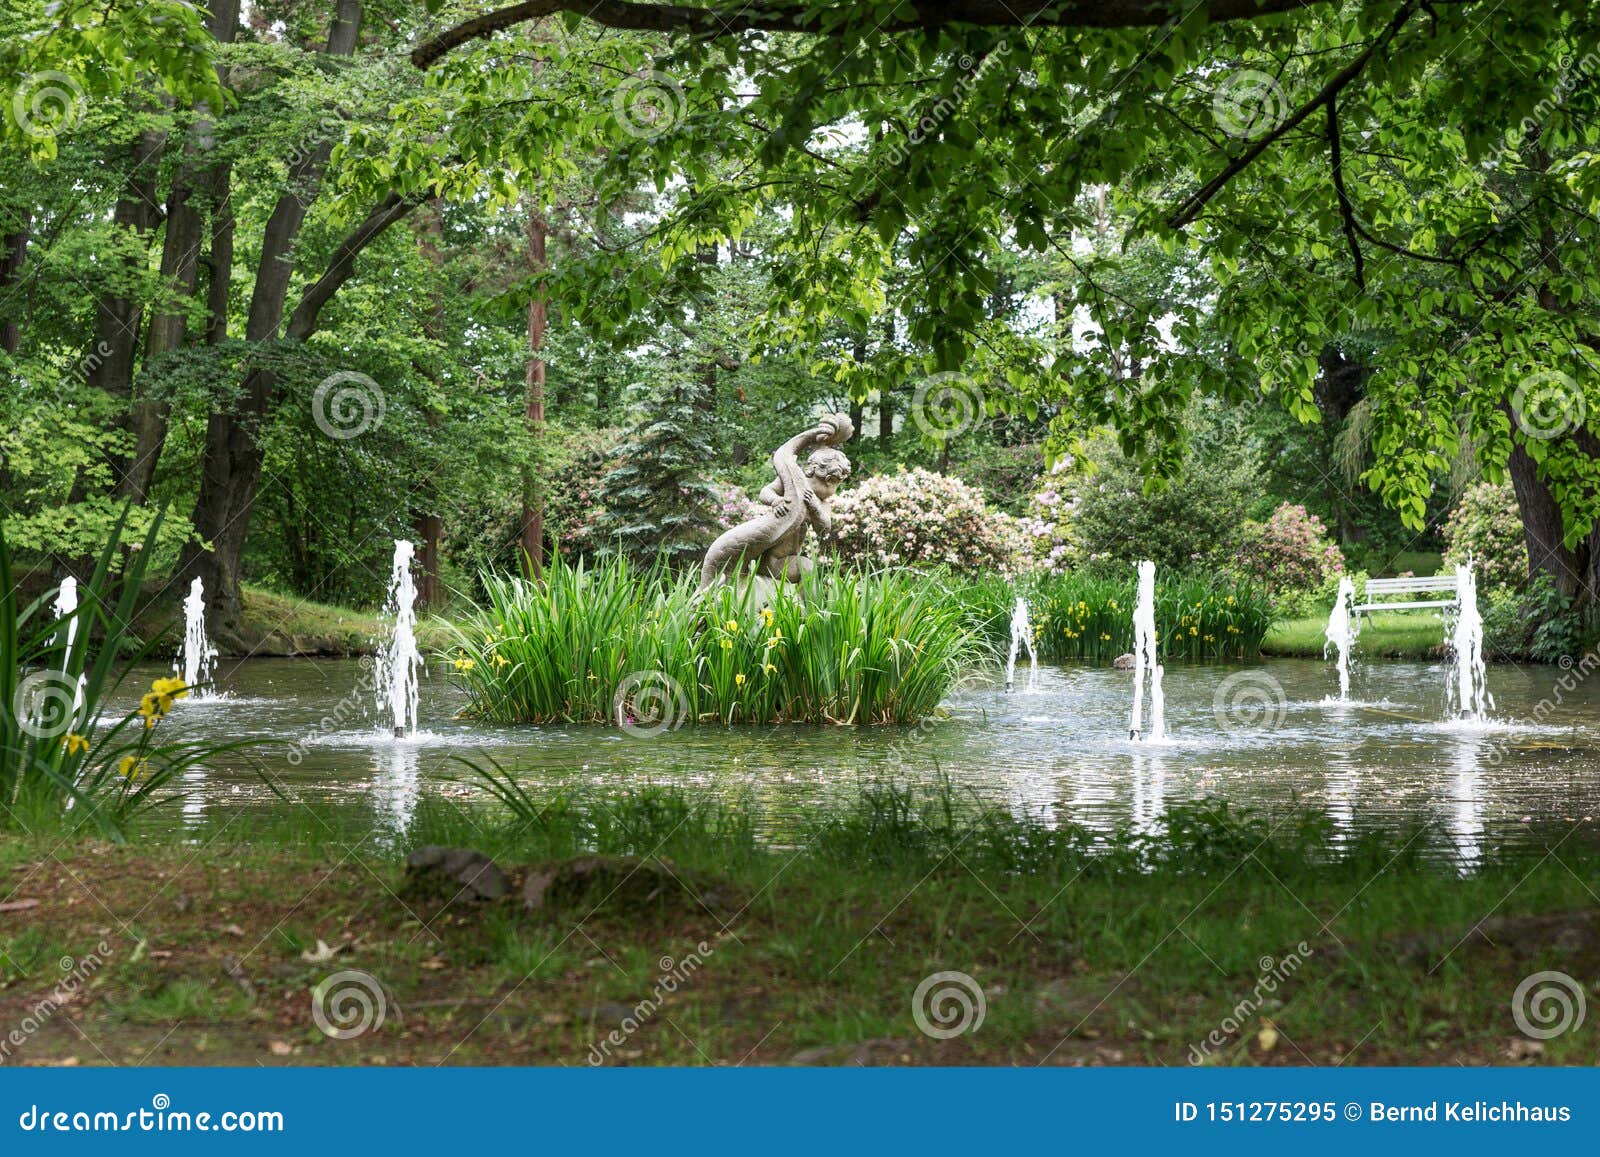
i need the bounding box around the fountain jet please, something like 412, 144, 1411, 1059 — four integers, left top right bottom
176, 577, 219, 699
1323, 575, 1358, 701
375, 540, 422, 738
1448, 561, 1492, 722
1005, 596, 1038, 692
53, 577, 86, 717
1128, 560, 1165, 741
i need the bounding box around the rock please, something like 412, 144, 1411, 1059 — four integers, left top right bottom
404, 846, 509, 902
521, 855, 692, 914
789, 1037, 912, 1066
1112, 653, 1136, 670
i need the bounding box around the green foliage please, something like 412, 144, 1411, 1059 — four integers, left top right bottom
591, 379, 719, 568
0, 514, 244, 836
1484, 575, 1586, 664
1030, 571, 1272, 663
1072, 443, 1258, 573
1442, 481, 1530, 596
445, 555, 985, 726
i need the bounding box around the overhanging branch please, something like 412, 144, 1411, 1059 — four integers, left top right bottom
413, 0, 1335, 69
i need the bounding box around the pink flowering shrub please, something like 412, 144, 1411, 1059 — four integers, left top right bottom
829, 468, 1020, 575
1012, 469, 1080, 575
711, 482, 763, 530
1234, 502, 1345, 598
1442, 481, 1528, 593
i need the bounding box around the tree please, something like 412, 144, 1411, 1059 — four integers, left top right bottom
592, 374, 718, 566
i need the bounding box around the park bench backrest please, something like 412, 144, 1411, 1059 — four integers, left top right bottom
1355, 573, 1459, 613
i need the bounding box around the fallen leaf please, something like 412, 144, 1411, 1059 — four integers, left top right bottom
419, 957, 447, 971
219, 924, 245, 937
1257, 1020, 1279, 1052
299, 939, 348, 963
0, 899, 40, 913
266, 1040, 292, 1056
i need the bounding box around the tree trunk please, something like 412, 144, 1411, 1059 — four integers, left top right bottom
520, 209, 548, 575
179, 0, 366, 628
121, 0, 240, 501
412, 199, 447, 608
0, 209, 30, 355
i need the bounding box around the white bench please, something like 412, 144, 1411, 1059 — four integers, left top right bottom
1354, 574, 1459, 615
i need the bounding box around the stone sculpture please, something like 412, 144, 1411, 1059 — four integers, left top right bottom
698, 413, 854, 596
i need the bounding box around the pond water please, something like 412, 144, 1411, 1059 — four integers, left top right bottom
112, 654, 1600, 861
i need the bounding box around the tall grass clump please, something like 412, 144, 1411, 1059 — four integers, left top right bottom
446, 556, 988, 726
1, 514, 247, 837
1031, 571, 1271, 662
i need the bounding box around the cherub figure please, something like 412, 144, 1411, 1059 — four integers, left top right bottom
698, 413, 854, 593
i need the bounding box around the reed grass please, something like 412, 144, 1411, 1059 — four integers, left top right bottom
1029, 570, 1271, 662
445, 556, 989, 726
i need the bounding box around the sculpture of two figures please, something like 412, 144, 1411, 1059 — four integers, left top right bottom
699, 413, 854, 602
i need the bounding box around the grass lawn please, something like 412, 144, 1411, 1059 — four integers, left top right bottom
1263, 612, 1446, 659
2, 788, 1595, 1068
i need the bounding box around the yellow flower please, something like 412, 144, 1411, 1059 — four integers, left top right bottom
492, 654, 510, 669
1100, 632, 1111, 641
62, 733, 89, 756
765, 634, 781, 650
453, 657, 476, 672
152, 676, 188, 700
724, 619, 739, 632
720, 638, 733, 651
118, 755, 148, 782
734, 673, 746, 686
1189, 626, 1198, 636
763, 663, 776, 675
760, 607, 774, 626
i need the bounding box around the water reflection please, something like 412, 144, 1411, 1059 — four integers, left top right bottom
122, 654, 1600, 859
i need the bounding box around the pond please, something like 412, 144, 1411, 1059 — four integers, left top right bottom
111, 652, 1600, 862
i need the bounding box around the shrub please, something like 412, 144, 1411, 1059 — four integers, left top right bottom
1030, 570, 1272, 662
1484, 575, 1584, 662
1072, 448, 1256, 572
1233, 503, 1345, 607
829, 468, 1020, 575
1012, 466, 1080, 576
711, 481, 763, 530
446, 555, 987, 726
1442, 481, 1528, 595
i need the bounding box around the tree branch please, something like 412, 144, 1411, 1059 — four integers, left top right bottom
1166, 0, 1418, 230
285, 190, 429, 341
413, 0, 1335, 69
1326, 95, 1365, 289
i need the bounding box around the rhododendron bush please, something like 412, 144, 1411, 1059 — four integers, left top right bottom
1233, 503, 1345, 599
1442, 481, 1528, 595
829, 469, 1020, 575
